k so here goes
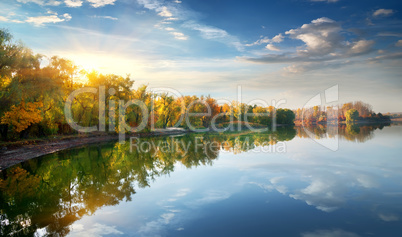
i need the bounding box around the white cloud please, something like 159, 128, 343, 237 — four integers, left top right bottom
92, 15, 118, 20
266, 44, 280, 51
396, 40, 402, 47
166, 17, 178, 21
69, 223, 123, 237
188, 190, 231, 207
183, 22, 244, 51
247, 33, 283, 53
12, 19, 24, 23
63, 13, 72, 21
165, 27, 175, 31
174, 188, 191, 197
158, 6, 173, 17
138, 211, 177, 236
286, 17, 342, 56
283, 64, 307, 73
137, 0, 244, 51
271, 33, 284, 43
26, 13, 72, 26
0, 16, 8, 22
48, 0, 61, 5
289, 175, 344, 213
243, 17, 379, 73
370, 52, 402, 62
185, 23, 228, 39
373, 9, 394, 17
246, 33, 283, 46
86, 0, 116, 8
44, 0, 61, 5
251, 166, 384, 214
250, 38, 270, 46
302, 229, 359, 237
16, 0, 61, 5
160, 213, 175, 224
65, 0, 82, 7
348, 40, 375, 55
170, 31, 188, 40
378, 213, 399, 222
137, 0, 162, 11
138, 0, 179, 21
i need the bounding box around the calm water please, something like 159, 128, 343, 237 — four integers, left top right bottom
1, 124, 402, 237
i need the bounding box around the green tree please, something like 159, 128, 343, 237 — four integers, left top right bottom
252, 106, 270, 125
276, 109, 295, 125
156, 93, 180, 128
346, 109, 359, 123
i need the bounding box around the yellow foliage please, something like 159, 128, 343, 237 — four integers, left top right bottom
0, 76, 12, 88
1, 101, 43, 132
0, 167, 41, 200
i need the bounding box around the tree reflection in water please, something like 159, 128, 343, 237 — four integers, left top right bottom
0, 124, 388, 236
295, 123, 390, 143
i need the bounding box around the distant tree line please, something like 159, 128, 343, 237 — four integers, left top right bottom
294, 101, 391, 125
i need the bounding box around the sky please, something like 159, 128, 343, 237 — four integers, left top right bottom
0, 0, 401, 112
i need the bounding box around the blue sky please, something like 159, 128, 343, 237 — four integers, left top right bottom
1, 0, 402, 112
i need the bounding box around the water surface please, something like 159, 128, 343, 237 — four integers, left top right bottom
1, 125, 401, 236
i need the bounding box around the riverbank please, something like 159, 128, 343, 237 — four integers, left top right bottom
1, 120, 396, 171
294, 119, 392, 126
0, 128, 188, 171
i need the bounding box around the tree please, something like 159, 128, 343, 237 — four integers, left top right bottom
176, 95, 198, 129
201, 96, 219, 128
1, 29, 39, 139
346, 109, 359, 123
276, 109, 295, 125
131, 85, 152, 131
1, 101, 43, 138
0, 29, 27, 78
353, 101, 372, 118
252, 106, 270, 125
231, 101, 247, 121
156, 93, 180, 128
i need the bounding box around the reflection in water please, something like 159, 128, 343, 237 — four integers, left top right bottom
0, 124, 396, 236
0, 127, 295, 236
296, 123, 390, 143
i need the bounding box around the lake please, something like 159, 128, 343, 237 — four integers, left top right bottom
1, 124, 402, 237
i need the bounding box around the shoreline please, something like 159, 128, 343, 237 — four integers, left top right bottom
1, 120, 397, 171
294, 119, 392, 126
0, 129, 188, 171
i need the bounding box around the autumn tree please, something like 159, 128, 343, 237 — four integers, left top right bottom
276, 109, 295, 125
1, 101, 43, 138
201, 96, 220, 128
252, 106, 270, 125
346, 109, 359, 123
156, 93, 180, 128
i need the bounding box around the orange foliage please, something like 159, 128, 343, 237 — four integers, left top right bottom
0, 167, 41, 200
1, 101, 43, 132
